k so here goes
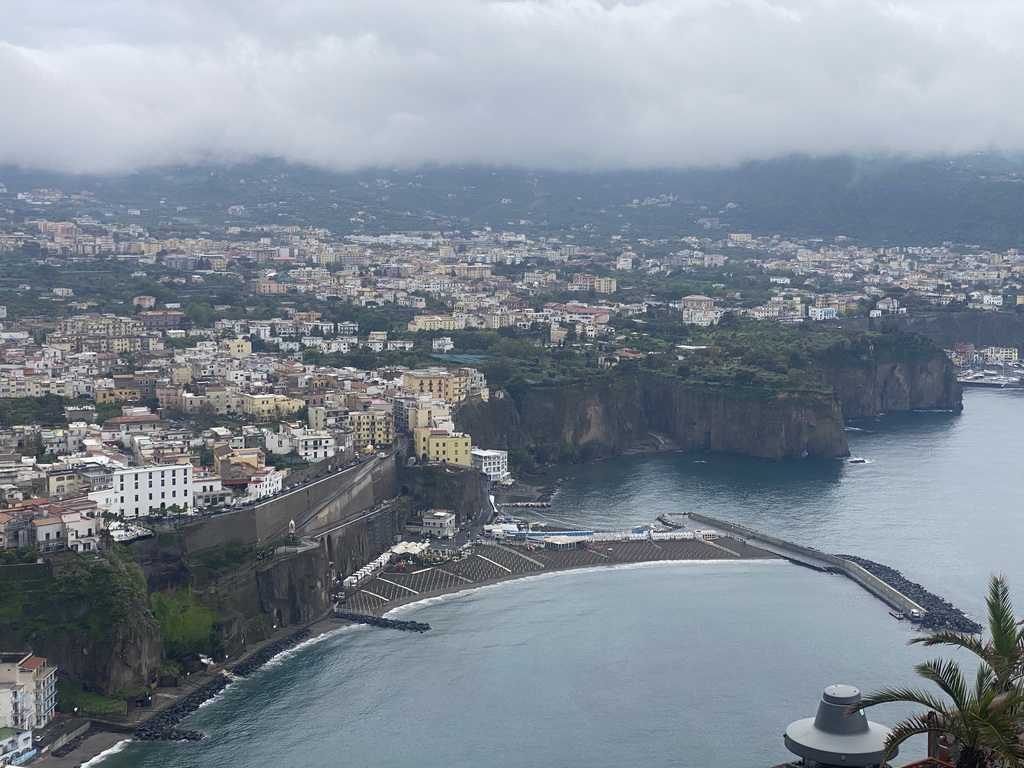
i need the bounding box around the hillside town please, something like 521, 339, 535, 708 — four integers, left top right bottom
2, 180, 1024, 546
3, 175, 1024, 762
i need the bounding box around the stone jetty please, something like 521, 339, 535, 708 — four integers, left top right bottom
837, 554, 983, 634
134, 628, 313, 742
334, 611, 430, 632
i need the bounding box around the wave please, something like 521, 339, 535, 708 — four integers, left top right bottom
383, 558, 784, 617
257, 624, 367, 671
80, 738, 131, 767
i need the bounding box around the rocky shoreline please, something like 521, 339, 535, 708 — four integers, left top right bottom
134, 628, 314, 743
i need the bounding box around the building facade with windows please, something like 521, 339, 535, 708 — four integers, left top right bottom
0, 653, 57, 730
471, 448, 510, 483
90, 464, 194, 518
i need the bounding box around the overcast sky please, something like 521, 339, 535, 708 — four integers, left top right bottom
2, 0, 1023, 173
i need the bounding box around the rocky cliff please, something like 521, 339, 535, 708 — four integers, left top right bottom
821, 356, 963, 419
458, 345, 961, 463
398, 465, 483, 525
458, 375, 850, 462
0, 548, 163, 695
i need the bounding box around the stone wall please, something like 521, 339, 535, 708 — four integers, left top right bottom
182, 456, 398, 550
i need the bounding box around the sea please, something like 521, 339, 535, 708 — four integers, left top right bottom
96, 388, 1024, 768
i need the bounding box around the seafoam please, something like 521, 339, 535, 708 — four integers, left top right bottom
80, 738, 131, 768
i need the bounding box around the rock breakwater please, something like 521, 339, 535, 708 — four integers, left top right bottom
334, 611, 430, 632
135, 628, 313, 742
838, 554, 982, 634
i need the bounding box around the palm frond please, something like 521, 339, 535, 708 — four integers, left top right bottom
910, 630, 989, 658
855, 684, 950, 715
975, 704, 1024, 768
916, 658, 970, 706
986, 574, 1024, 684
882, 713, 940, 763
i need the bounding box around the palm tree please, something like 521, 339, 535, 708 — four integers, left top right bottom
855, 658, 1024, 768
911, 574, 1024, 693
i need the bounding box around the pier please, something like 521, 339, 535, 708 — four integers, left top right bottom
688, 512, 981, 633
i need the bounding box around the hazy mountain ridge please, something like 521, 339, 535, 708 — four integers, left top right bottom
4, 153, 1024, 247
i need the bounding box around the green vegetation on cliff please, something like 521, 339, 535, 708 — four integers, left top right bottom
0, 545, 163, 695
150, 590, 222, 663
0, 545, 155, 643
455, 318, 959, 466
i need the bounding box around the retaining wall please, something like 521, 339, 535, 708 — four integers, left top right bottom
183, 457, 397, 551
688, 512, 927, 616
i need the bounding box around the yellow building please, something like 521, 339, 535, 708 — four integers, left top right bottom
402, 369, 468, 404
248, 279, 290, 294
218, 338, 252, 358
349, 411, 394, 449
212, 444, 265, 481
594, 277, 617, 294
169, 366, 193, 385
95, 387, 141, 404
407, 315, 464, 332
241, 394, 304, 422
413, 428, 472, 467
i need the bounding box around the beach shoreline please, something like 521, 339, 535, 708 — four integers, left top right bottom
33, 539, 777, 767
371, 553, 782, 617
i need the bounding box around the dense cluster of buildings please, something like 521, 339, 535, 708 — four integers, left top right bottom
0, 304, 509, 554
3, 185, 1024, 553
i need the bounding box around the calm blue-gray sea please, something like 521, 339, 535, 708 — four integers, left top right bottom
95, 388, 1024, 768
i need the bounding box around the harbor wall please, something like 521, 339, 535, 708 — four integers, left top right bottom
688, 512, 928, 616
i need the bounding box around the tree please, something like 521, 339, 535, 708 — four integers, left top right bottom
856, 660, 1024, 768
912, 575, 1024, 693
856, 575, 1024, 768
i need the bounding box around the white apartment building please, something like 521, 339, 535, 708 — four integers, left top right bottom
263, 426, 340, 463
808, 307, 839, 321
92, 464, 194, 518
247, 466, 283, 501
193, 469, 231, 509
0, 653, 57, 730
422, 510, 457, 539
471, 448, 510, 483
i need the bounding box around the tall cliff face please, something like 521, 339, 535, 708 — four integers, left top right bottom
459, 344, 962, 464
397, 465, 484, 526
458, 375, 850, 461
821, 355, 963, 419
642, 384, 848, 459
0, 548, 163, 695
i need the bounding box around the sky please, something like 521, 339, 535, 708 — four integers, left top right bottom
2, 0, 1024, 174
